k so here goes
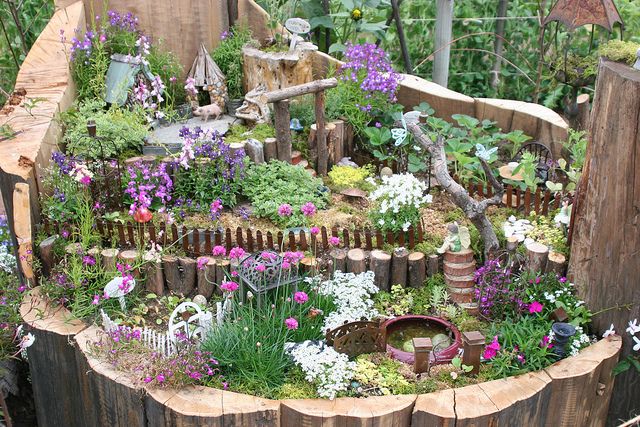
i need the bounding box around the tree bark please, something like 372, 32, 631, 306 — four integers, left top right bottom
406, 123, 503, 257
370, 250, 391, 291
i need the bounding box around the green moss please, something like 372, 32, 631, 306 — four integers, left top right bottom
414, 234, 443, 256
328, 165, 375, 191
224, 123, 276, 144
275, 367, 318, 399
599, 40, 640, 65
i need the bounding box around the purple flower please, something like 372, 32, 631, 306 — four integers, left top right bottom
83, 255, 96, 266
528, 301, 543, 314
255, 264, 266, 272
197, 258, 209, 270
278, 203, 293, 217
156, 374, 165, 384
92, 294, 100, 305
310, 226, 320, 235
285, 317, 299, 330
294, 291, 308, 304
210, 199, 223, 221
300, 202, 316, 217
483, 336, 500, 359
220, 281, 239, 292
329, 236, 340, 246
212, 246, 226, 257
229, 247, 245, 260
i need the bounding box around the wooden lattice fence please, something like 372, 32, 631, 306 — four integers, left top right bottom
42, 219, 426, 257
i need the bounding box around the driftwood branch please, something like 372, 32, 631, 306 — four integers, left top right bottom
262, 78, 338, 104
406, 122, 502, 256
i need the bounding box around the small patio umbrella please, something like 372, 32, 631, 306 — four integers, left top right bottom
542, 0, 624, 32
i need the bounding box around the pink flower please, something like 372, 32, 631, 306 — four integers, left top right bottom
143, 376, 153, 383
540, 335, 554, 349
256, 264, 266, 272
285, 317, 299, 330
220, 281, 239, 292
230, 270, 238, 277
301, 202, 317, 217
17, 285, 26, 293
197, 258, 208, 270
278, 203, 293, 217
559, 277, 567, 283
329, 236, 340, 246
212, 246, 226, 257
310, 226, 320, 235
294, 291, 308, 304
83, 255, 96, 266
283, 251, 304, 264
79, 175, 92, 186
92, 294, 100, 305
528, 301, 543, 314
261, 251, 277, 261
229, 247, 245, 260
282, 261, 291, 270
516, 353, 526, 364
156, 374, 165, 383
482, 335, 501, 360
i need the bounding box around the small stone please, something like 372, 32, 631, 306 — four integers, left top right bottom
380, 166, 393, 178
402, 339, 415, 352
193, 294, 207, 307
432, 333, 451, 350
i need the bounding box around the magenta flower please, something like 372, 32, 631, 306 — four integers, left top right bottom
559, 277, 567, 283
540, 335, 554, 349
197, 258, 208, 270
294, 291, 309, 304
18, 285, 26, 293
516, 353, 526, 364
143, 376, 153, 383
301, 202, 317, 217
528, 301, 543, 314
482, 335, 501, 360
156, 374, 165, 383
256, 264, 266, 272
92, 294, 100, 305
220, 281, 239, 292
278, 203, 293, 217
210, 199, 223, 221
83, 255, 96, 266
229, 247, 245, 260
285, 317, 299, 330
282, 261, 291, 270
79, 175, 92, 186
212, 246, 226, 257
310, 226, 320, 235
329, 236, 340, 246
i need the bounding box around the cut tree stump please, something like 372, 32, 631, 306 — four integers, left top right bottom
347, 248, 366, 274
369, 250, 391, 291
391, 247, 409, 286
526, 242, 548, 274
101, 248, 119, 271
163, 255, 197, 296
196, 256, 216, 298
568, 59, 640, 422
329, 248, 347, 274
427, 254, 440, 277
408, 252, 426, 287
143, 256, 164, 296
245, 139, 264, 164
545, 251, 566, 277
215, 258, 231, 285
263, 137, 277, 161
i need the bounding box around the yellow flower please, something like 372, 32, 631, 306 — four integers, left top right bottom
351, 8, 362, 21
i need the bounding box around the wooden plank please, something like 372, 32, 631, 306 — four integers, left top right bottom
193, 228, 201, 257
204, 229, 212, 254
288, 231, 296, 251
534, 187, 541, 213
117, 223, 126, 247
225, 228, 233, 253
246, 229, 254, 253
266, 232, 274, 250
299, 230, 308, 251
126, 222, 135, 247
182, 226, 190, 253
342, 228, 350, 248
524, 188, 531, 215
321, 226, 329, 250
236, 227, 244, 250
412, 389, 455, 426
365, 228, 373, 251
542, 190, 551, 215
256, 230, 264, 251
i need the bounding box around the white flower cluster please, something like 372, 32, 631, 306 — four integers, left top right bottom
569, 326, 591, 357
289, 342, 356, 399
369, 173, 432, 231
71, 162, 93, 183
0, 245, 16, 273
318, 271, 380, 331
542, 284, 585, 309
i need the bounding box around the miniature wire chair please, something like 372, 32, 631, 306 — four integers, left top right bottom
235, 250, 300, 304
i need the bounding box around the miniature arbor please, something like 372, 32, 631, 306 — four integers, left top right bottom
260, 78, 338, 174
187, 43, 227, 109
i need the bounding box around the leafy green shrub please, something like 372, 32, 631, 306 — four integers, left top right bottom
289, 95, 316, 128
328, 165, 375, 191
241, 161, 328, 227
147, 43, 185, 106
211, 26, 254, 100
61, 100, 148, 160
414, 234, 443, 256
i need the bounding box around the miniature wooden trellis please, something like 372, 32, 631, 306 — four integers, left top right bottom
325, 320, 384, 357
261, 78, 338, 174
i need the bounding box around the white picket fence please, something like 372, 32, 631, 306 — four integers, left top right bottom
100, 301, 215, 357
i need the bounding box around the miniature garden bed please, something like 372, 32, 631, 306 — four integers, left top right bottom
21, 287, 621, 427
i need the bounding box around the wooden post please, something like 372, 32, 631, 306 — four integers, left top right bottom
315, 91, 328, 175
369, 250, 391, 291
244, 139, 264, 164
462, 331, 485, 376
391, 247, 409, 286
178, 257, 196, 296
433, 0, 454, 87
308, 124, 318, 166
38, 236, 56, 278
413, 337, 432, 374
408, 252, 426, 287
346, 248, 366, 274
143, 256, 164, 296
391, 0, 412, 73
300, 256, 317, 275
101, 248, 119, 271
274, 100, 292, 162
427, 254, 440, 277
264, 137, 277, 162
490, 0, 509, 89
13, 183, 34, 281
196, 256, 216, 298
330, 248, 347, 274
568, 60, 640, 421
215, 258, 231, 284
324, 122, 337, 169
545, 251, 567, 277
526, 242, 549, 274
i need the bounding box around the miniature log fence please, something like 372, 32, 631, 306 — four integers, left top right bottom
456, 178, 564, 216
42, 219, 426, 257
261, 77, 338, 174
